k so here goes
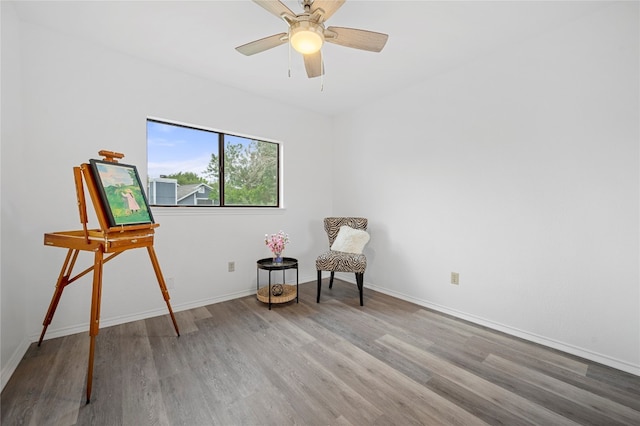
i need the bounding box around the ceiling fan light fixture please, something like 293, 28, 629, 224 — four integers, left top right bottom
289, 21, 324, 54
237, 0, 388, 78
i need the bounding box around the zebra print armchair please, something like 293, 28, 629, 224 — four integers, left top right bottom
316, 217, 368, 306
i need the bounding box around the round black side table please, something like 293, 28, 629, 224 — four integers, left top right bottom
256, 257, 299, 310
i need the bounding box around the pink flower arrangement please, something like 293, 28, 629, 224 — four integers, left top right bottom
265, 230, 290, 255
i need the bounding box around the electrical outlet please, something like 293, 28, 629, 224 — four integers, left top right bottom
166, 277, 175, 290
228, 261, 235, 272
451, 272, 459, 285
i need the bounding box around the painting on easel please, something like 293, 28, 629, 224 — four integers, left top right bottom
89, 159, 154, 227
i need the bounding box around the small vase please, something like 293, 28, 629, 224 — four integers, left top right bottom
273, 252, 283, 264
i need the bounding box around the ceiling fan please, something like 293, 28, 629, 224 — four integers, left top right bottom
235, 0, 389, 78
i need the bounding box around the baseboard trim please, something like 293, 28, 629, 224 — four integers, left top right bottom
366, 282, 640, 377
1, 337, 31, 391
29, 288, 258, 343
26, 272, 318, 345
25, 272, 318, 343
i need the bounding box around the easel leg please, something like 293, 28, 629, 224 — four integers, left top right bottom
86, 249, 104, 404
147, 246, 180, 337
38, 249, 79, 346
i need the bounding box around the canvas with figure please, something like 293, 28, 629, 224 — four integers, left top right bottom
89, 159, 154, 227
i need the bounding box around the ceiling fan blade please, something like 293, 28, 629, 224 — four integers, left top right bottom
252, 0, 296, 21
310, 0, 345, 22
304, 51, 323, 78
325, 26, 389, 52
235, 33, 288, 56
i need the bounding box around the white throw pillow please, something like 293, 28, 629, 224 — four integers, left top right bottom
331, 226, 370, 254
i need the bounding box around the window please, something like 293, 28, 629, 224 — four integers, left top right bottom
147, 119, 280, 207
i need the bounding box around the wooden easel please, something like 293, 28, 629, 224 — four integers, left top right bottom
38, 150, 180, 403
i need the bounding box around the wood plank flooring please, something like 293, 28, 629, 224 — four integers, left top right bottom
2, 280, 640, 425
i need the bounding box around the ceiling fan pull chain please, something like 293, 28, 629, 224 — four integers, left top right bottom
320, 50, 324, 91
288, 30, 292, 77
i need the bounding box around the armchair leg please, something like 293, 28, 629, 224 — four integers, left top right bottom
356, 272, 364, 306
329, 271, 335, 289
317, 270, 322, 303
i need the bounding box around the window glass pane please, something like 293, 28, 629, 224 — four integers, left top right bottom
147, 119, 279, 207
147, 120, 219, 206
223, 135, 278, 206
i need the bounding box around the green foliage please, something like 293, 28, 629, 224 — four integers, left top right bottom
203, 139, 277, 206
204, 152, 220, 202
166, 171, 207, 185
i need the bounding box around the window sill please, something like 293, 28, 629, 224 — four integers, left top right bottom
151, 206, 286, 217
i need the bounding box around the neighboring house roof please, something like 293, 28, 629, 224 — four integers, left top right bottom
177, 183, 213, 202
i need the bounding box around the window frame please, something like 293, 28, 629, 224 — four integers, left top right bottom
147, 118, 282, 209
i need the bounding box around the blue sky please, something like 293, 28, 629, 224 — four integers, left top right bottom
147, 120, 218, 179
147, 120, 255, 179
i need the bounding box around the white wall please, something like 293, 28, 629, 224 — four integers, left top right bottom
1, 1, 29, 389
333, 2, 639, 374
0, 9, 333, 386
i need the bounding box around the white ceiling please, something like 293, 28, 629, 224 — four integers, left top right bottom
11, 0, 609, 117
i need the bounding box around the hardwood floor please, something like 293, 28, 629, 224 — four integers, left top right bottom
2, 280, 640, 425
